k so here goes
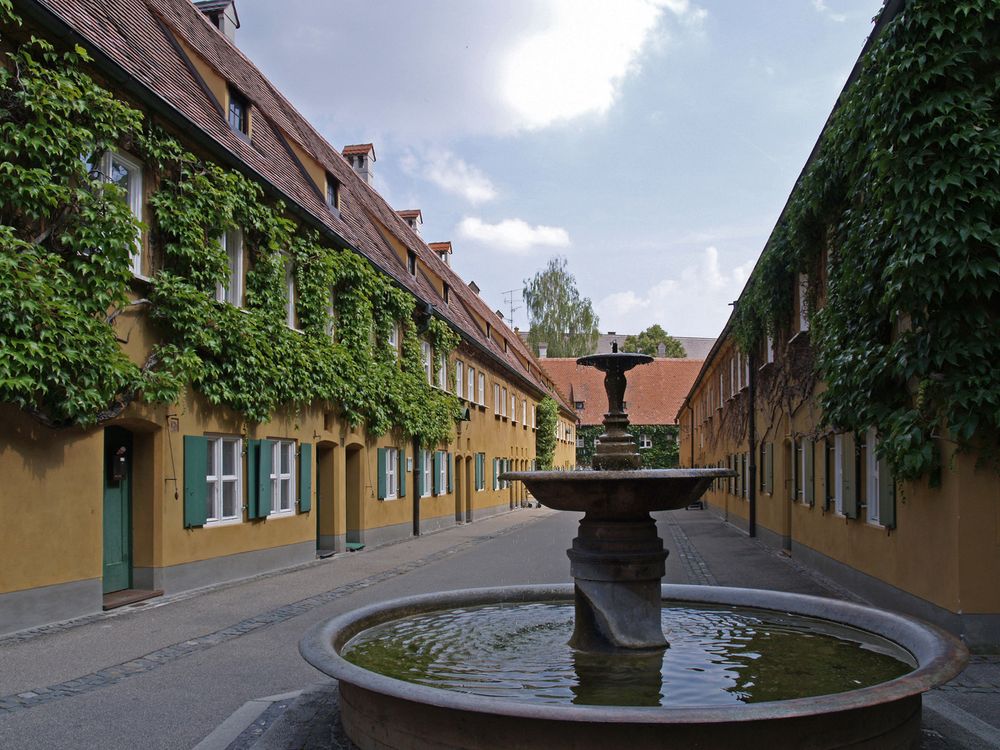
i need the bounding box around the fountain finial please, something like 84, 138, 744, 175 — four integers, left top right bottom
576, 347, 653, 470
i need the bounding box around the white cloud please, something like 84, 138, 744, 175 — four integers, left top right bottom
812, 0, 848, 22
400, 148, 497, 204
456, 217, 570, 254
501, 0, 704, 130
596, 246, 752, 337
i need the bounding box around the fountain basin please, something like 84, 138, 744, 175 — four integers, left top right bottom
300, 584, 967, 750
503, 469, 732, 514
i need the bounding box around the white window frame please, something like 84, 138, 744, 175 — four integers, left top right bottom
639, 434, 653, 449
216, 228, 243, 307
501, 387, 508, 417
798, 272, 810, 332
467, 367, 476, 403
438, 452, 448, 496
456, 360, 464, 399
387, 324, 398, 355
284, 258, 296, 329
834, 434, 845, 515
494, 383, 501, 415
511, 394, 517, 423
522, 399, 527, 426
421, 451, 431, 498
866, 427, 881, 526
326, 289, 336, 338
270, 439, 296, 515
576, 436, 584, 448
385, 447, 398, 501
479, 372, 485, 406
766, 335, 775, 364
437, 352, 448, 390
102, 151, 145, 277
206, 436, 243, 525
421, 341, 432, 383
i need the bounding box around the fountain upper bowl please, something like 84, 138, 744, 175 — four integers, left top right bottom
501, 468, 734, 514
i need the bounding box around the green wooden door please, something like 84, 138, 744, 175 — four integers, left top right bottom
103, 427, 132, 594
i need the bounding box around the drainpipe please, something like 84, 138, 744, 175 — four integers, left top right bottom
748, 351, 757, 538
688, 404, 695, 467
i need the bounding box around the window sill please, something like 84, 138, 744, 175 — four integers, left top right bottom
789, 330, 810, 345
204, 517, 243, 528
759, 361, 774, 371
268, 509, 296, 517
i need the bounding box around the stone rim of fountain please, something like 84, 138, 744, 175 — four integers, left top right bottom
301, 583, 967, 724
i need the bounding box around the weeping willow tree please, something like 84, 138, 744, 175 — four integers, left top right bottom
523, 256, 599, 358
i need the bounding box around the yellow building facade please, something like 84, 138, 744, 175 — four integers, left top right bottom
0, 0, 575, 635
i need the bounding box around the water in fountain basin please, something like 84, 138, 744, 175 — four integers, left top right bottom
343, 602, 914, 708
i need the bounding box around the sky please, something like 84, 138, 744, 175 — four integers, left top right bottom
234, 0, 884, 338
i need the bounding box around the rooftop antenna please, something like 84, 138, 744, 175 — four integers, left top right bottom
502, 288, 522, 329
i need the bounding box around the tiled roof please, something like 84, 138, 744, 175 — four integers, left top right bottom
428, 241, 452, 254
32, 0, 572, 415
537, 358, 705, 427
342, 143, 375, 157
596, 334, 717, 359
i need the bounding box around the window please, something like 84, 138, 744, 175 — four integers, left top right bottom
420, 451, 431, 497
475, 452, 485, 491
531, 404, 536, 429
101, 151, 145, 276
325, 172, 340, 213
455, 361, 464, 398
797, 273, 810, 332
501, 387, 508, 417
575, 401, 584, 410
437, 352, 448, 390
284, 258, 296, 328
270, 440, 296, 514
576, 436, 584, 448
385, 448, 398, 500
228, 87, 249, 135
833, 434, 845, 515
206, 437, 242, 524
479, 372, 486, 406
388, 324, 398, 355
766, 336, 775, 364
793, 438, 803, 503
325, 289, 336, 338
216, 228, 243, 306
407, 250, 417, 276
443, 283, 450, 305
467, 367, 476, 403
494, 383, 501, 415
639, 434, 653, 449
522, 399, 527, 426
421, 341, 432, 383
437, 451, 448, 495
864, 427, 894, 526
511, 394, 517, 423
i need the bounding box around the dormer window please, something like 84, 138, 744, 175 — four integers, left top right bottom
325, 172, 340, 213
228, 87, 249, 135
443, 283, 450, 305
407, 250, 416, 276
575, 401, 584, 410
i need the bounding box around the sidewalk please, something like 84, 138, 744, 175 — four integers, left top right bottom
210, 507, 1000, 750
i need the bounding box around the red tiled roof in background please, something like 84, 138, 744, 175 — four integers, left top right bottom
31, 0, 573, 415
342, 143, 375, 157
537, 358, 705, 427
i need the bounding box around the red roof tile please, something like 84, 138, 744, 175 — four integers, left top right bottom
538, 358, 705, 427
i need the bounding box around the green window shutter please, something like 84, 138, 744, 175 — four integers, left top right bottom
247, 438, 258, 517
842, 432, 858, 518
183, 435, 208, 528
255, 439, 274, 518
447, 453, 454, 493
878, 455, 896, 529
765, 443, 773, 495
476, 453, 483, 491
823, 438, 833, 510
398, 449, 407, 498
433, 451, 442, 495
298, 443, 312, 513
492, 458, 498, 490
377, 448, 387, 500
804, 438, 815, 506
416, 450, 424, 497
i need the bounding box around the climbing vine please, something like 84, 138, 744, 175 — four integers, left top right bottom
732, 0, 999, 481
576, 424, 679, 468
0, 13, 461, 443
534, 396, 559, 469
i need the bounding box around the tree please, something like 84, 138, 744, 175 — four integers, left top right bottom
523, 256, 599, 358
623, 325, 685, 357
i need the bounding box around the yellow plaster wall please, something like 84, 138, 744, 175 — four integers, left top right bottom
0, 406, 104, 593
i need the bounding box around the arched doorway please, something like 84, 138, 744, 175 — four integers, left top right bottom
465, 455, 473, 522
454, 455, 464, 523
316, 441, 337, 553
345, 445, 363, 546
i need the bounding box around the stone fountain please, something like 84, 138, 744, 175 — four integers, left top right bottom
300, 348, 968, 750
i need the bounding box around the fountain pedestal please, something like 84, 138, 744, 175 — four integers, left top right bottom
568, 514, 667, 650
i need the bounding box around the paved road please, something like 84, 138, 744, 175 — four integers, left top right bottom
0, 507, 997, 749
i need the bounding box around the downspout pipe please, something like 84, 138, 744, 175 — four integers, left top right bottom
688, 404, 695, 468
748, 350, 757, 538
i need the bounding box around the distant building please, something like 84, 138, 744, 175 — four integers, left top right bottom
538, 358, 703, 468
521, 330, 716, 360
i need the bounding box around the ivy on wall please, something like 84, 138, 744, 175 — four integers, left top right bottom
534, 397, 559, 469
0, 13, 461, 444
576, 424, 679, 468
731, 0, 999, 481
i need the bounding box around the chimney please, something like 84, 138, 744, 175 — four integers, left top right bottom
538, 342, 548, 358
194, 0, 240, 43
342, 143, 376, 185
397, 209, 422, 235
495, 309, 505, 320
429, 241, 452, 266
468, 280, 480, 295
608, 331, 616, 336
657, 342, 666, 357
